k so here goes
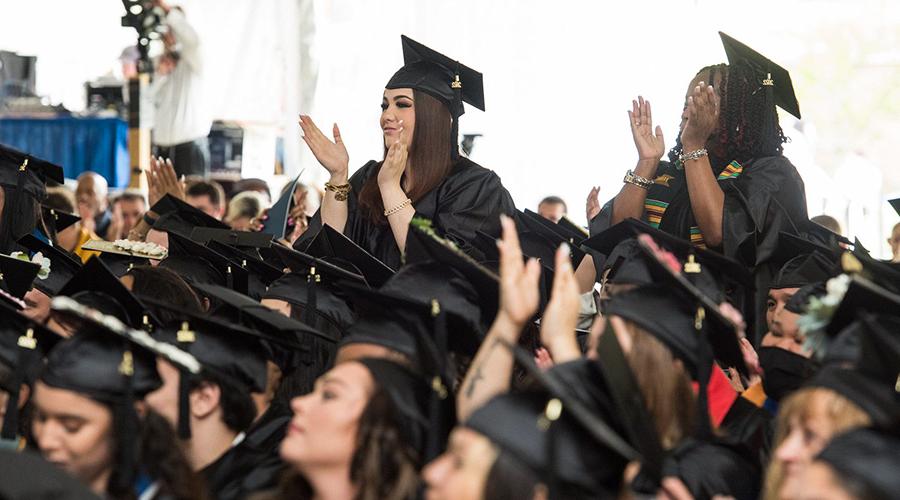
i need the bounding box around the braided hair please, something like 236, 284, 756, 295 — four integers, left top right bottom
668, 63, 788, 168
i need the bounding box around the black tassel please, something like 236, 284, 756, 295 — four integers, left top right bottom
450, 66, 462, 160
226, 265, 234, 290
303, 266, 319, 325
177, 370, 192, 439
0, 349, 32, 441
113, 349, 139, 492
761, 72, 777, 152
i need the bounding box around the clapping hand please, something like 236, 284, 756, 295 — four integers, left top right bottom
586, 185, 601, 221
147, 156, 184, 207
299, 115, 349, 180
497, 214, 542, 327
680, 81, 719, 150
377, 121, 408, 190
629, 96, 666, 163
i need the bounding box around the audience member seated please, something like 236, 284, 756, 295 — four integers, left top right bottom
45, 187, 100, 263
186, 177, 227, 220
108, 189, 147, 241
537, 195, 567, 223
226, 191, 267, 231
75, 171, 115, 240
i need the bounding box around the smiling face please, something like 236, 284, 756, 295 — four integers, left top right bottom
280, 362, 374, 473
381, 88, 416, 149
31, 381, 115, 495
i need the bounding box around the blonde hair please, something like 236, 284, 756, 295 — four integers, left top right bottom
618, 319, 695, 449
762, 387, 871, 500
225, 190, 267, 225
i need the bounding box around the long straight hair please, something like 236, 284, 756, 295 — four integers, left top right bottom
357, 90, 454, 225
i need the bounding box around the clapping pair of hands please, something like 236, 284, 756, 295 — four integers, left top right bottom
495, 214, 582, 369
298, 115, 408, 191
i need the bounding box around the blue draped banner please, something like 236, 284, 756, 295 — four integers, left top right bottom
0, 116, 130, 188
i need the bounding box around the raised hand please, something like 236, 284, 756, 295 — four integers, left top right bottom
497, 214, 542, 327
299, 115, 349, 180
585, 185, 601, 221
628, 96, 666, 162
147, 156, 184, 207
377, 121, 408, 190
539, 242, 582, 364
680, 81, 720, 150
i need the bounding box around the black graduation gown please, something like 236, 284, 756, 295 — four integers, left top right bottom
201, 401, 291, 500
590, 156, 808, 343
297, 158, 517, 270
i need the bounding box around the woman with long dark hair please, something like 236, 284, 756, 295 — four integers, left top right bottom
0, 145, 63, 254
260, 358, 431, 500
297, 36, 515, 269
588, 33, 812, 340
31, 307, 207, 500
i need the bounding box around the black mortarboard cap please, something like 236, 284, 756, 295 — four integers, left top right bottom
189, 227, 274, 250
824, 275, 900, 336
17, 234, 82, 297
0, 253, 40, 299
75, 239, 158, 278
193, 282, 338, 366
557, 215, 590, 239
163, 231, 249, 295
56, 256, 160, 329
386, 35, 483, 159
301, 224, 395, 287
40, 205, 81, 242
816, 427, 900, 499
664, 439, 762, 500
356, 358, 433, 462
207, 240, 284, 300
153, 309, 269, 393
405, 221, 499, 329
0, 143, 64, 199
261, 175, 300, 239
150, 194, 230, 236
0, 450, 101, 500
519, 210, 585, 269
719, 32, 801, 119
806, 312, 900, 429
465, 388, 629, 497
387, 35, 484, 114
0, 301, 62, 441
889, 198, 900, 218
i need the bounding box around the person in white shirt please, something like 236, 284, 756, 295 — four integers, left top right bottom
151, 0, 211, 178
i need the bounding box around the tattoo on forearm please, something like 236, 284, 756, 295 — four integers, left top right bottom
464, 339, 500, 398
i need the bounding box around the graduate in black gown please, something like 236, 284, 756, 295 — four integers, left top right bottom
587, 33, 810, 342
296, 35, 516, 270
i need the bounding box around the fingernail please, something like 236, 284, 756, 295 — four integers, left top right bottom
560, 242, 570, 254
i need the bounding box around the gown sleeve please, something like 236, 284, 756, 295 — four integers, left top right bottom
720, 156, 808, 267
427, 161, 517, 258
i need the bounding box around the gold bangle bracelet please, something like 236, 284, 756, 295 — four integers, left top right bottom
384, 198, 412, 217
324, 182, 351, 201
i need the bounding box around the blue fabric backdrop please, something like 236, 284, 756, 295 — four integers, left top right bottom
0, 116, 130, 187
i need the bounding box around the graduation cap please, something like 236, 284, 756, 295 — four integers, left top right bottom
557, 215, 589, 239
56, 256, 160, 329
0, 253, 40, 299
261, 175, 301, 239
805, 314, 900, 429
149, 305, 269, 438
815, 427, 900, 499
193, 282, 338, 376
584, 218, 752, 303
0, 143, 64, 199
386, 35, 483, 158
405, 221, 500, 329
769, 232, 841, 290
823, 275, 900, 336
150, 194, 230, 236
264, 243, 361, 338
465, 350, 634, 498
75, 239, 157, 278
719, 32, 801, 119
17, 234, 82, 297
0, 301, 62, 442
889, 198, 900, 218
207, 240, 284, 300
189, 227, 274, 250
161, 231, 249, 295
0, 450, 101, 500
46, 295, 201, 489
301, 224, 395, 287
519, 209, 586, 268
355, 357, 434, 462
40, 205, 81, 243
